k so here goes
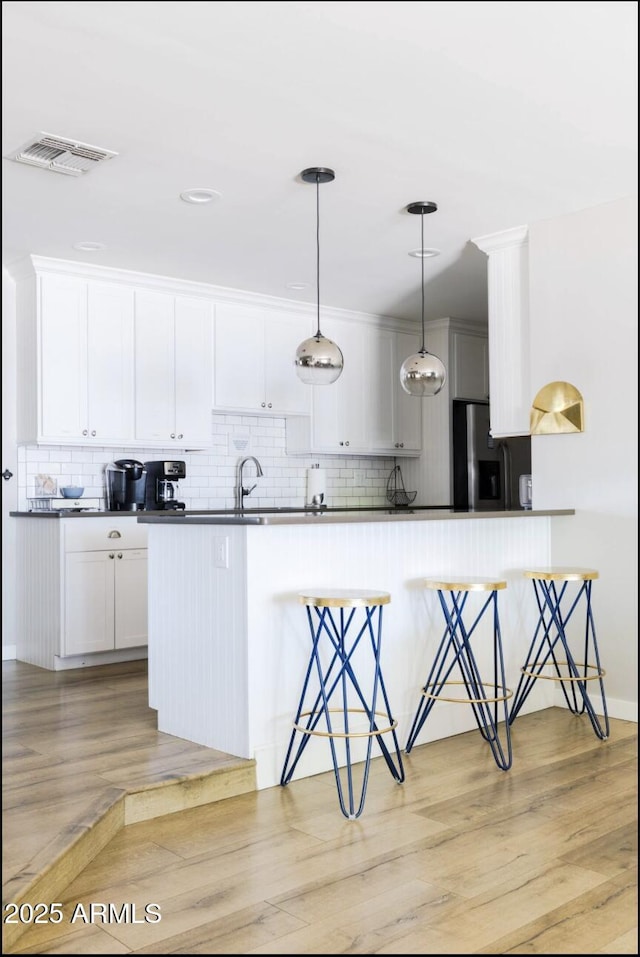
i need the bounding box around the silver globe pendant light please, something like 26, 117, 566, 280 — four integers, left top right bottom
294, 167, 344, 385
400, 201, 446, 397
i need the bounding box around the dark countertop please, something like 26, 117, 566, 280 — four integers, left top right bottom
136, 507, 574, 527
11, 505, 574, 525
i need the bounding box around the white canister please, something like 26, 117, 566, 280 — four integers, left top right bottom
519, 474, 532, 510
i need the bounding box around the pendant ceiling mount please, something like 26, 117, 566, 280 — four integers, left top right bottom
399, 199, 447, 397
300, 167, 335, 185
294, 166, 344, 385
406, 201, 438, 217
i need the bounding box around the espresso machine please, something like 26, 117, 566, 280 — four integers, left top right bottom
105, 459, 147, 511
144, 460, 186, 511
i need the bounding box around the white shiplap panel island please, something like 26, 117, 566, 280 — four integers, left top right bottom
139, 508, 572, 789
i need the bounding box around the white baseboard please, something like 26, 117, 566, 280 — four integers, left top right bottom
2, 644, 17, 661
52, 647, 148, 671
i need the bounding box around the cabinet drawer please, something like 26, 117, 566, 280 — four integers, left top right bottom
63, 517, 148, 552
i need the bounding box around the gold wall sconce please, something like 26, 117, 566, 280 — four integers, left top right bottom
530, 381, 584, 435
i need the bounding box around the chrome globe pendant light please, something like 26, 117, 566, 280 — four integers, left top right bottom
294, 167, 344, 385
400, 201, 446, 397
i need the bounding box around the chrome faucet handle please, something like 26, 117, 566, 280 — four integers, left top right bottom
243, 484, 257, 497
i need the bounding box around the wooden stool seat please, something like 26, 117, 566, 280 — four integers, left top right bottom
406, 575, 512, 770
509, 567, 609, 740
281, 587, 404, 819
299, 588, 391, 608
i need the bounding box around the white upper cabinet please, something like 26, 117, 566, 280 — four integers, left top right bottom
213, 302, 311, 416
472, 225, 530, 436
451, 330, 489, 401
22, 273, 135, 445
134, 291, 213, 448
369, 329, 422, 454
286, 319, 422, 456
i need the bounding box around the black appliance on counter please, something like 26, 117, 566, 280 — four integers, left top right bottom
144, 460, 186, 511
452, 400, 531, 511
105, 459, 147, 511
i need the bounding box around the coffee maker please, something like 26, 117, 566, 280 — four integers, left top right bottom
105, 459, 147, 511
143, 460, 186, 511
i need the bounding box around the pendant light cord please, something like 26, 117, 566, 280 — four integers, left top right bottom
420, 210, 426, 353
315, 173, 321, 339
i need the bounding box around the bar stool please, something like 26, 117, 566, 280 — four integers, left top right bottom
509, 568, 609, 740
405, 577, 513, 771
280, 588, 405, 819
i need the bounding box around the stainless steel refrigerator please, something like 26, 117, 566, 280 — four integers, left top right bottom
452, 400, 532, 511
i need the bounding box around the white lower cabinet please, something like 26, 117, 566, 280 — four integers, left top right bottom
64, 548, 148, 656
15, 517, 148, 670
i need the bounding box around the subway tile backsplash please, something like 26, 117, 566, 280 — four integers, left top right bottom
17, 414, 395, 511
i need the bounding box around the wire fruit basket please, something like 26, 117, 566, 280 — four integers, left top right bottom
386, 464, 417, 507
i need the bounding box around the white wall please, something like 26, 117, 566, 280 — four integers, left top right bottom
2, 271, 18, 659
529, 194, 638, 719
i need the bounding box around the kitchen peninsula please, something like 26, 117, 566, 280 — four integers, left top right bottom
139, 507, 573, 789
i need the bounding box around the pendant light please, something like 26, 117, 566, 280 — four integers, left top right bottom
400, 201, 446, 397
294, 167, 344, 385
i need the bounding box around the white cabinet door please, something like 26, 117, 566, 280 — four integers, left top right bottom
114, 549, 148, 649
64, 547, 148, 656
393, 331, 423, 452
39, 274, 88, 441
135, 291, 212, 448
38, 275, 135, 444
86, 283, 135, 442
174, 296, 213, 446
134, 290, 177, 443
264, 312, 312, 416
368, 328, 396, 453
308, 318, 368, 453
213, 304, 265, 411
213, 303, 311, 416
352, 327, 422, 456
64, 551, 115, 656
452, 331, 489, 401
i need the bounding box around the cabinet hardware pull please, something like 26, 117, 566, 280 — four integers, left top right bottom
268, 403, 272, 408
261, 402, 266, 408
177, 433, 183, 439
109, 553, 115, 559
91, 430, 96, 436
170, 433, 176, 439
345, 441, 350, 446
117, 553, 123, 559
82, 429, 88, 436
2, 469, 13, 481
108, 530, 122, 539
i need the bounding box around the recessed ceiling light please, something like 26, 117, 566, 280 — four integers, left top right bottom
73, 241, 106, 252
180, 187, 221, 204
408, 247, 440, 259
287, 282, 309, 290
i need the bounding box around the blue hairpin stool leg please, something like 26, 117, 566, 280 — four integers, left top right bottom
509, 568, 609, 740
405, 577, 513, 771
280, 588, 405, 819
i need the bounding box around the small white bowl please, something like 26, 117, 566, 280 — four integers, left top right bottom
61, 486, 84, 498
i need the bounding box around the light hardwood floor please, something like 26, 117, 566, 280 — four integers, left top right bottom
2, 660, 637, 955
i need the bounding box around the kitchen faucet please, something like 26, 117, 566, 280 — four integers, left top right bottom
235, 456, 264, 509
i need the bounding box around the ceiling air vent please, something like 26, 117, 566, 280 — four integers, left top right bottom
6, 132, 117, 176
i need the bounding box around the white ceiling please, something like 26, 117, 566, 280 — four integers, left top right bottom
2, 1, 637, 323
